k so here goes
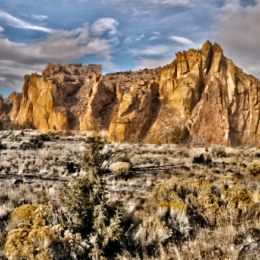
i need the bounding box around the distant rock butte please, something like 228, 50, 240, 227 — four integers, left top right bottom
1, 41, 260, 146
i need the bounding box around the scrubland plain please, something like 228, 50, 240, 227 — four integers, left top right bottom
0, 130, 259, 259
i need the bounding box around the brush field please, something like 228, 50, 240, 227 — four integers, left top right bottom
0, 130, 259, 259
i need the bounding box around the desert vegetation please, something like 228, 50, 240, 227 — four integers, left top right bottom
0, 130, 259, 259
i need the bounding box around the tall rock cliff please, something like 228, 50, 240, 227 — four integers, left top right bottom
145, 41, 260, 146
2, 41, 260, 146
0, 95, 8, 129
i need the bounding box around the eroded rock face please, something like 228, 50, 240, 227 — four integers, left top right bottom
14, 74, 68, 130
2, 41, 260, 146
0, 95, 7, 115
105, 70, 159, 142
187, 43, 260, 146
146, 41, 260, 146
13, 64, 102, 131
7, 92, 22, 122
0, 95, 8, 128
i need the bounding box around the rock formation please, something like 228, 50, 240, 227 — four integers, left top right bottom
1, 41, 260, 146
0, 95, 8, 129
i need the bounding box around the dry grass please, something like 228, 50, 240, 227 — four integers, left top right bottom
0, 130, 259, 259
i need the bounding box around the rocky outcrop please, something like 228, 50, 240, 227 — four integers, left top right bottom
7, 92, 22, 122
0, 95, 8, 128
145, 41, 260, 146
13, 64, 102, 131
14, 74, 69, 130
0, 95, 7, 115
106, 70, 160, 142
187, 43, 260, 146
2, 41, 260, 146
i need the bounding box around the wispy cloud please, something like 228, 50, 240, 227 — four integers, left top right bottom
31, 14, 48, 21
136, 34, 145, 41
136, 57, 173, 69
0, 10, 54, 33
130, 45, 172, 56
124, 37, 133, 44
148, 32, 160, 41
111, 0, 194, 9
91, 18, 119, 36
0, 17, 119, 90
169, 36, 195, 45
124, 34, 145, 45
151, 0, 192, 7
149, 36, 159, 41
213, 0, 260, 78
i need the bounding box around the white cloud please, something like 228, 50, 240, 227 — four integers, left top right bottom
0, 26, 109, 64
148, 32, 160, 41
214, 0, 260, 78
169, 36, 195, 45
131, 8, 150, 17
32, 26, 111, 61
148, 36, 158, 41
91, 18, 119, 36
130, 45, 172, 56
0, 10, 54, 33
112, 0, 194, 8
124, 34, 145, 45
32, 14, 48, 21
124, 37, 133, 44
136, 34, 145, 41
136, 57, 173, 69
0, 18, 119, 89
151, 0, 192, 7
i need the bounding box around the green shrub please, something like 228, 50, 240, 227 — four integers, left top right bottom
61, 173, 123, 258
60, 137, 123, 258
60, 171, 103, 231
81, 137, 109, 170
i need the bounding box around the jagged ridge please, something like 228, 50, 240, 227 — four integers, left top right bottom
0, 41, 259, 146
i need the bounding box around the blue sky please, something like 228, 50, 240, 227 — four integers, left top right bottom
0, 0, 259, 97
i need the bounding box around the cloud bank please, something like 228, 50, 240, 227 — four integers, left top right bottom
0, 15, 119, 92
214, 0, 260, 78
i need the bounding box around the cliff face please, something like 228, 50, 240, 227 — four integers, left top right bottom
145, 41, 260, 146
2, 41, 260, 146
0, 95, 8, 128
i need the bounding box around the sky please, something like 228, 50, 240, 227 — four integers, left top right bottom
0, 0, 259, 97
